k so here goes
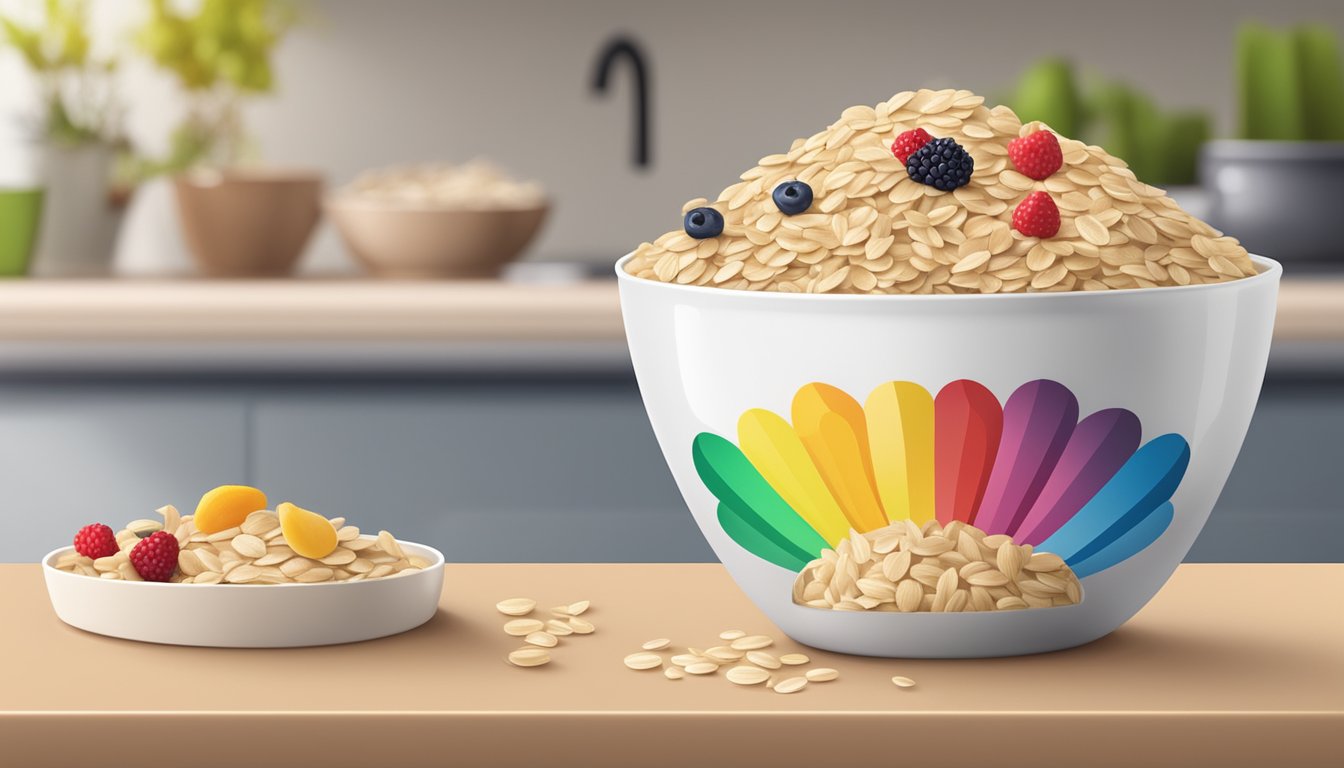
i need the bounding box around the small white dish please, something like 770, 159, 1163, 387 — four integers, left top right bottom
42, 540, 445, 647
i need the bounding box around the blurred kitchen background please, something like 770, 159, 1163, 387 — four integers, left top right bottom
0, 0, 1340, 562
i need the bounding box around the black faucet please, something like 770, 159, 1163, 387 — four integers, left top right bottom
591, 36, 651, 169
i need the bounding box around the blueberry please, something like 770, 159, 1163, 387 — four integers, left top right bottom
771, 180, 813, 215
683, 207, 724, 239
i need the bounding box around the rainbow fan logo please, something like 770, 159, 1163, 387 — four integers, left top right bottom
692, 379, 1191, 584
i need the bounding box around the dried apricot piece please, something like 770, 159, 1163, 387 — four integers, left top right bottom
194, 485, 268, 535
278, 502, 338, 559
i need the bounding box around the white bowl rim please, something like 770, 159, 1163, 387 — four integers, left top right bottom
615, 252, 1280, 302
41, 538, 445, 591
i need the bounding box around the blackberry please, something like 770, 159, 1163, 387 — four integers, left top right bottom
905, 137, 974, 191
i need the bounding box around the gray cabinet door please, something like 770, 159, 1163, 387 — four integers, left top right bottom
250, 382, 712, 563
6, 376, 1336, 565
0, 387, 248, 562
1188, 382, 1344, 562
250, 378, 1343, 564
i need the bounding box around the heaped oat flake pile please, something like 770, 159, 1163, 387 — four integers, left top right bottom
625, 89, 1254, 294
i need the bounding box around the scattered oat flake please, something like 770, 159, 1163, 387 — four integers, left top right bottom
746, 651, 781, 669
508, 648, 550, 668
567, 617, 596, 635
624, 652, 663, 671
705, 646, 744, 662
730, 635, 774, 651
496, 598, 535, 616
891, 676, 917, 688
774, 677, 808, 694
503, 619, 544, 636
805, 668, 839, 682
642, 638, 671, 651
726, 666, 771, 686
779, 654, 810, 666
719, 629, 746, 640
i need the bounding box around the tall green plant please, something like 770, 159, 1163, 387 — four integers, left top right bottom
132, 0, 298, 174
1088, 84, 1210, 186
0, 0, 117, 145
1238, 23, 1344, 141
1004, 60, 1211, 186
1010, 59, 1085, 139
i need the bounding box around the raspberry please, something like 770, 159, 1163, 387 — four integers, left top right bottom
73, 523, 120, 559
906, 137, 974, 191
1008, 130, 1063, 180
891, 128, 933, 164
1012, 191, 1061, 238
130, 531, 179, 582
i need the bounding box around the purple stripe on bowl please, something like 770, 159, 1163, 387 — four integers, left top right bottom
973, 380, 1079, 536
1011, 407, 1140, 545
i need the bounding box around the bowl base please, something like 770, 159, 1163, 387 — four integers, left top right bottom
51, 610, 440, 648
777, 616, 1112, 658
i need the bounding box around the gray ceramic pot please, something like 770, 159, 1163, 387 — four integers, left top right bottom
1201, 140, 1344, 262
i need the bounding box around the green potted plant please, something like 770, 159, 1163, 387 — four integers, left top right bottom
0, 187, 44, 278
1201, 23, 1344, 262
1004, 59, 1211, 191
125, 0, 319, 277
0, 0, 123, 276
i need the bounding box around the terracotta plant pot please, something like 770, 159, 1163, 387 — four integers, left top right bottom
174, 170, 323, 277
326, 197, 548, 278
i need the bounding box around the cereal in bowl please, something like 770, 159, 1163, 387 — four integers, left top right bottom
625, 88, 1254, 294
792, 519, 1082, 613
339, 160, 544, 209
54, 485, 427, 584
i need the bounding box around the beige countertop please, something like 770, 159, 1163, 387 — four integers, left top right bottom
0, 279, 625, 342
1, 563, 1340, 767
0, 275, 1336, 343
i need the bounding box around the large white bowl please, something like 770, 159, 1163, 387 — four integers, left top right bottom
618, 254, 1280, 658
43, 540, 445, 647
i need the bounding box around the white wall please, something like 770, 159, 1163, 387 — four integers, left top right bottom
3, 0, 1343, 270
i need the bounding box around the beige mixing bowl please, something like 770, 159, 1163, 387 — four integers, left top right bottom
174, 170, 323, 277
327, 197, 548, 278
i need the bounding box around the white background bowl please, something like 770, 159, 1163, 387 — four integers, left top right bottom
618, 254, 1280, 657
43, 539, 445, 647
